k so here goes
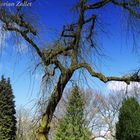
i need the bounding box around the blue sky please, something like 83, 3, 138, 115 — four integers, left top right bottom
0, 0, 140, 108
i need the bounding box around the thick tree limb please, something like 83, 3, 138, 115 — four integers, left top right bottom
72, 63, 140, 84
36, 69, 73, 139
43, 45, 73, 65
1, 13, 72, 70
4, 25, 45, 63
50, 59, 65, 72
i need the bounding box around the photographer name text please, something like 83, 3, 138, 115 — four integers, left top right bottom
0, 1, 32, 7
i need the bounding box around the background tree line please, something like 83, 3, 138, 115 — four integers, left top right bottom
0, 75, 140, 140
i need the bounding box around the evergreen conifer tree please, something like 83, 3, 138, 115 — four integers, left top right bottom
0, 76, 17, 140
116, 97, 140, 140
53, 86, 91, 140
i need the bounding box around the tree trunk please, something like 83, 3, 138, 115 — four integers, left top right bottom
36, 70, 73, 140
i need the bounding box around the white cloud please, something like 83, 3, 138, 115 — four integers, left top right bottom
107, 81, 140, 92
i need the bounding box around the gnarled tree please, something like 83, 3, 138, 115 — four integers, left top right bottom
0, 0, 140, 139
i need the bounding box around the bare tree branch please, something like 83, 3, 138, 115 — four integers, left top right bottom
112, 0, 140, 19
85, 0, 111, 10
72, 63, 140, 84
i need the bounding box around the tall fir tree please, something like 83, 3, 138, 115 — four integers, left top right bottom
116, 97, 140, 140
53, 86, 91, 140
0, 76, 17, 140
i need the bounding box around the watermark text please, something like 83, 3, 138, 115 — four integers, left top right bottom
0, 1, 32, 7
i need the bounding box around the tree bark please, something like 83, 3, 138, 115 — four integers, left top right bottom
35, 70, 73, 140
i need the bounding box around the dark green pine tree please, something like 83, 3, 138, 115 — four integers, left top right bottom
53, 86, 91, 140
116, 97, 140, 140
0, 76, 17, 140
